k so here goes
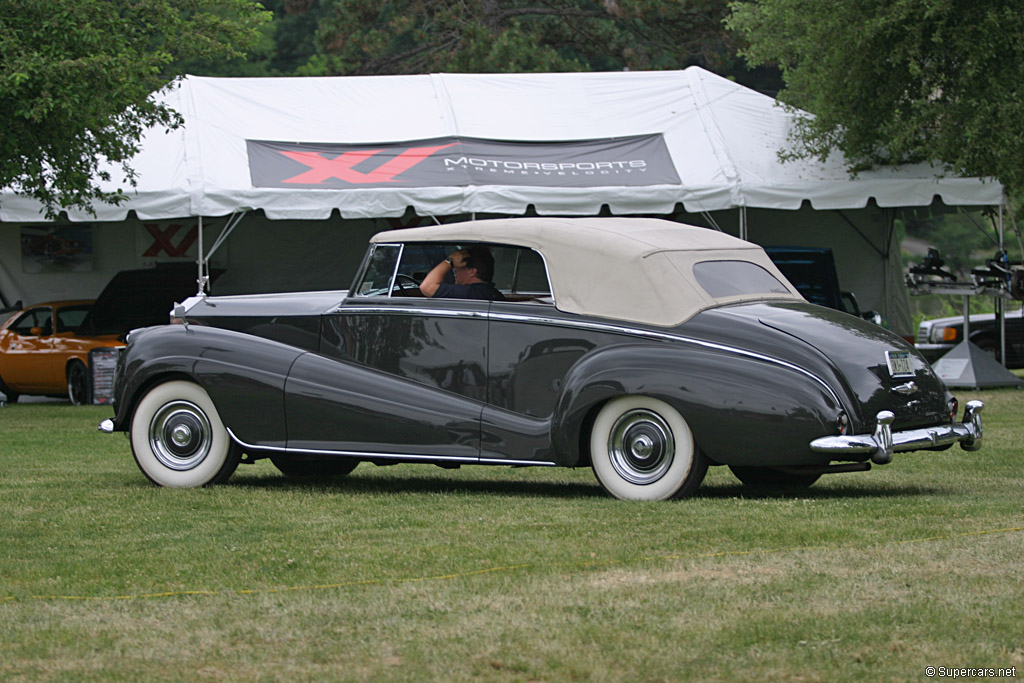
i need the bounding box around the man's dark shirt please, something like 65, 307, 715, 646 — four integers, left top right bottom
433, 282, 506, 301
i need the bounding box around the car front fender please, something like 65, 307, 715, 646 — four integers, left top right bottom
111, 325, 305, 449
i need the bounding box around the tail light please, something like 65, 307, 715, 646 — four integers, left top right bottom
947, 398, 959, 423
836, 411, 849, 435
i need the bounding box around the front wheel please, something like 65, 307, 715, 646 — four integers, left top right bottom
589, 396, 707, 501
129, 380, 241, 487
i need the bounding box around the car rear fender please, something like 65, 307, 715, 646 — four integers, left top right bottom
551, 342, 845, 468
112, 325, 303, 449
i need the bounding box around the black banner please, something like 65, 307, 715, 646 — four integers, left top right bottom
246, 134, 679, 189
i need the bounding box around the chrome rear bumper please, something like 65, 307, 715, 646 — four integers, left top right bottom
810, 400, 983, 465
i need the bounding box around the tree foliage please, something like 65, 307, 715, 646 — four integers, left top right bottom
728, 0, 1024, 194
301, 1, 746, 77
0, 0, 271, 216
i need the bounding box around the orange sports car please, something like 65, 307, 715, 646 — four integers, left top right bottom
0, 263, 211, 405
0, 300, 123, 404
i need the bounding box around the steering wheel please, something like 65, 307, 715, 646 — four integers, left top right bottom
393, 273, 421, 295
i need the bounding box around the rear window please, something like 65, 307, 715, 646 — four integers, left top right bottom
693, 260, 791, 298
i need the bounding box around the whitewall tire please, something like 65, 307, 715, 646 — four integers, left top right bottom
130, 380, 241, 487
590, 396, 707, 501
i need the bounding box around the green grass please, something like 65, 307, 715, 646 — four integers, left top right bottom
2, 388, 1023, 681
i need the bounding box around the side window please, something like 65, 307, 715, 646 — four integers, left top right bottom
10, 308, 52, 336
56, 305, 91, 332
492, 246, 551, 300
353, 241, 552, 302
513, 248, 550, 296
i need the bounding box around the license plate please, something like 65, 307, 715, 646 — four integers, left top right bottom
885, 350, 914, 378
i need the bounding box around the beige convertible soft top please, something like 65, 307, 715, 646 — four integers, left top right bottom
372, 217, 803, 327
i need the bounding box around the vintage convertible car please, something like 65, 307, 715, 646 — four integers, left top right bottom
98, 218, 983, 500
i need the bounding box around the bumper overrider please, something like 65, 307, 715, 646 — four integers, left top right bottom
810, 400, 984, 465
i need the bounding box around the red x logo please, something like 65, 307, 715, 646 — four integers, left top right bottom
279, 143, 456, 185
143, 224, 198, 258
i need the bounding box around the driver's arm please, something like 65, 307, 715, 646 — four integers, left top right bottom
419, 250, 464, 297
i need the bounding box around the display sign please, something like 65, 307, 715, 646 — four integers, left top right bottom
246, 134, 680, 189
89, 347, 122, 405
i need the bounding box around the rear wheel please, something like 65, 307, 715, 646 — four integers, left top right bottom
730, 466, 820, 489
67, 360, 89, 406
129, 380, 241, 487
589, 396, 707, 500
270, 455, 359, 478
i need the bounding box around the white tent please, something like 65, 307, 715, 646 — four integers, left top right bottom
0, 67, 1002, 221
0, 67, 1004, 335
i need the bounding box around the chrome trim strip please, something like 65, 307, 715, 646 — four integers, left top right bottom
325, 304, 842, 406
226, 429, 556, 467
332, 305, 489, 319
386, 243, 405, 297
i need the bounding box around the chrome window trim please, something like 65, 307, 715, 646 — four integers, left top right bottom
524, 246, 555, 300
226, 429, 556, 467
326, 303, 843, 407
386, 243, 405, 297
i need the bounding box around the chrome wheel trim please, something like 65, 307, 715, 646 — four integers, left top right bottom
607, 408, 675, 485
148, 400, 213, 471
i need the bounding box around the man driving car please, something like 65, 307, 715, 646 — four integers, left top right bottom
419, 246, 505, 301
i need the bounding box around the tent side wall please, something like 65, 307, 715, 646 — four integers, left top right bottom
0, 213, 383, 308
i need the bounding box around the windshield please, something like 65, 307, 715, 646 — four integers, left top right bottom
355, 244, 402, 296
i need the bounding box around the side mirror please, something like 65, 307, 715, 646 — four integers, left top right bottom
839, 291, 862, 317
30, 326, 43, 336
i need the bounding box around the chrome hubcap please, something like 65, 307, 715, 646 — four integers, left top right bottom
149, 400, 212, 471
608, 409, 674, 485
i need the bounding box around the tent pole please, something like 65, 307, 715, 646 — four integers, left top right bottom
197, 215, 206, 295
881, 210, 888, 325
998, 201, 1006, 365
206, 211, 245, 260
739, 206, 748, 241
